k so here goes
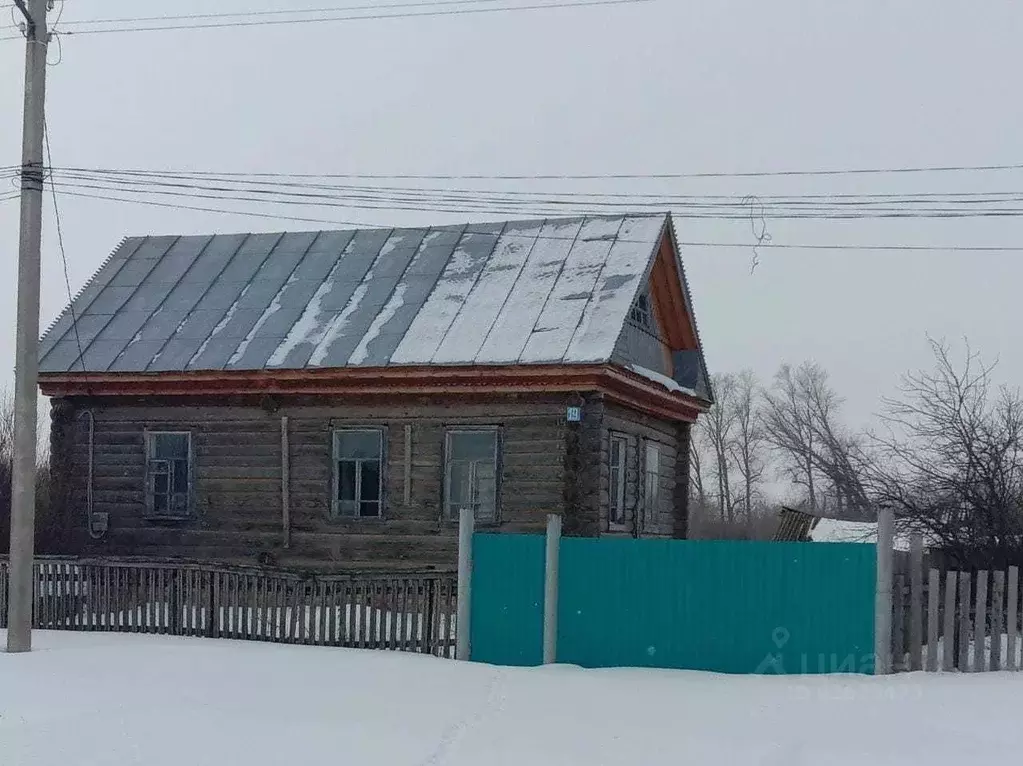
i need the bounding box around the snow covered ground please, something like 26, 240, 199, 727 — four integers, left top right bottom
2, 631, 1022, 765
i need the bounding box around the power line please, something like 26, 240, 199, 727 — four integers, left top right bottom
0, 0, 654, 39
55, 187, 1023, 254
46, 175, 1023, 220
43, 161, 1023, 181
48, 167, 1023, 203
58, 188, 366, 226
677, 241, 1023, 253
43, 119, 88, 376
51, 0, 526, 26
46, 168, 1023, 209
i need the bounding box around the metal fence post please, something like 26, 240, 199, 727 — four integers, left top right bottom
875, 504, 895, 674
543, 513, 562, 665
456, 507, 474, 661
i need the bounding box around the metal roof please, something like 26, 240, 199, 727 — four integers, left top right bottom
39, 213, 678, 375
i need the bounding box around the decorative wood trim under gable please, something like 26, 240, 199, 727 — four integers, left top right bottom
40, 363, 708, 423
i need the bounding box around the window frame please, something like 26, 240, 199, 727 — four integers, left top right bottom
643, 439, 664, 531
143, 430, 194, 520
629, 290, 652, 329
331, 427, 387, 520
608, 432, 629, 530
443, 427, 502, 525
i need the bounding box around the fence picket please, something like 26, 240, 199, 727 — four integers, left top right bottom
893, 575, 906, 671
969, 568, 986, 670
214, 572, 224, 639
1009, 567, 1019, 672
992, 570, 1005, 672
36, 563, 44, 629
181, 569, 189, 635
927, 569, 939, 671
958, 572, 972, 671
0, 562, 7, 630
0, 559, 454, 661
249, 574, 258, 639
943, 571, 957, 671
909, 545, 923, 671
974, 571, 988, 672
286, 581, 298, 643
255, 576, 266, 641
272, 577, 283, 641
325, 581, 337, 646
305, 581, 315, 645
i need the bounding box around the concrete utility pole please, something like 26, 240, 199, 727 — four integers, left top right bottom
874, 503, 895, 675
7, 0, 49, 654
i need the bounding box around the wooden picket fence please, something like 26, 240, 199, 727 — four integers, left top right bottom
892, 563, 1021, 672
0, 558, 458, 656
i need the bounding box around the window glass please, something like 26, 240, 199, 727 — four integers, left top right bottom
609, 434, 628, 527
336, 430, 383, 460
644, 442, 662, 525
335, 429, 384, 518
445, 430, 499, 522
146, 432, 191, 518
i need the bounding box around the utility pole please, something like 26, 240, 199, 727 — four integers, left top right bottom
7, 0, 49, 653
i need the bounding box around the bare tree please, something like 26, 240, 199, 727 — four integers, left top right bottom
728, 369, 766, 518
699, 373, 740, 521
0, 392, 58, 554
689, 432, 706, 508
762, 362, 871, 517
872, 339, 1023, 567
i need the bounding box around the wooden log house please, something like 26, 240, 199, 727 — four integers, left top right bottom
39, 213, 712, 570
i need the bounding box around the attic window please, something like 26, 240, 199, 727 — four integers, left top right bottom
629, 291, 651, 329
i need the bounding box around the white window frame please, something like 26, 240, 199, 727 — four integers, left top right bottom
444, 428, 501, 524
332, 428, 386, 519
643, 440, 664, 530
144, 430, 193, 519
609, 433, 628, 529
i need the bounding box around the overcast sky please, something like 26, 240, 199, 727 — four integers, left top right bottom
2, 0, 1022, 429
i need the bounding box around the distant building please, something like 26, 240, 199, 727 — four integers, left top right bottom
773, 506, 917, 551
41, 213, 712, 570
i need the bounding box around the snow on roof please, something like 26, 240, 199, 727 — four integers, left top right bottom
627, 364, 700, 398
39, 214, 684, 374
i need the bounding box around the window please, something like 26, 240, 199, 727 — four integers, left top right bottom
333, 429, 384, 518
629, 291, 651, 328
609, 434, 628, 528
644, 441, 663, 526
445, 429, 499, 523
145, 432, 192, 518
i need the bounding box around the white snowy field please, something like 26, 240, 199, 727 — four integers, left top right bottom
2, 632, 1022, 765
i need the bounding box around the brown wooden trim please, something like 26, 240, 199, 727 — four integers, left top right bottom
649, 233, 698, 352
40, 363, 708, 422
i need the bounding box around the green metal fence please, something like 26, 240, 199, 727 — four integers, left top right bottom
470, 535, 876, 674
469, 533, 546, 666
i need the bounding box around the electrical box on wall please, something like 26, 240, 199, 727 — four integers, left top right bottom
89, 512, 109, 536
566, 406, 582, 423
